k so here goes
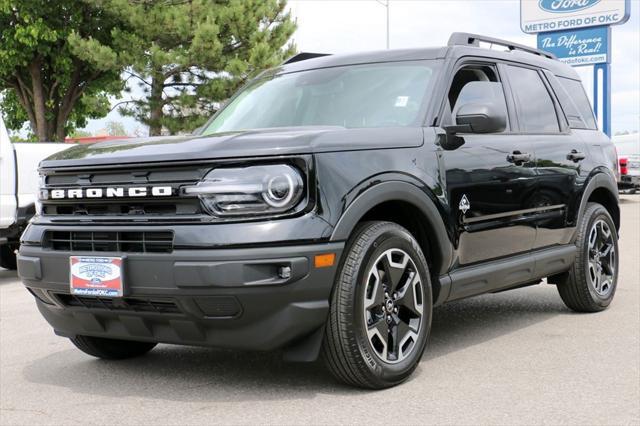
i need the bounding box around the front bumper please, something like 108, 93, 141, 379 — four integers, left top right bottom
18, 241, 343, 353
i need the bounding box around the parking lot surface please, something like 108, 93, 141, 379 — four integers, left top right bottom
1, 196, 638, 425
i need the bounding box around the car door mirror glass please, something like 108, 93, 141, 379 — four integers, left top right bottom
447, 81, 508, 134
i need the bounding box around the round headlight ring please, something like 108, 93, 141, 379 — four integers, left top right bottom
264, 172, 297, 208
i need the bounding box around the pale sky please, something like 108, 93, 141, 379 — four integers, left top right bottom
85, 0, 640, 136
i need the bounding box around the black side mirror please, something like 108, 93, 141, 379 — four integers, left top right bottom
454, 102, 507, 134
440, 102, 506, 150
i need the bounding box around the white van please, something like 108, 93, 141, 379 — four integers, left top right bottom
0, 117, 71, 269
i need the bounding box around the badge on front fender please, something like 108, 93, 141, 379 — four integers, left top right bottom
459, 194, 471, 214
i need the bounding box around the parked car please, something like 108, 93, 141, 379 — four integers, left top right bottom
615, 134, 640, 194
18, 33, 620, 389
0, 117, 71, 270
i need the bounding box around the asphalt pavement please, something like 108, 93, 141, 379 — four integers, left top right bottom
1, 196, 639, 425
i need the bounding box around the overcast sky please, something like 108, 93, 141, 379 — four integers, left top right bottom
85, 0, 640, 136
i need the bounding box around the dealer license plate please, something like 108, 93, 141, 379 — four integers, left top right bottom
70, 256, 124, 297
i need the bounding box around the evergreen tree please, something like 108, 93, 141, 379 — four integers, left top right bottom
104, 0, 297, 135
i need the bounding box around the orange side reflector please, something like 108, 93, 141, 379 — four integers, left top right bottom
314, 253, 336, 268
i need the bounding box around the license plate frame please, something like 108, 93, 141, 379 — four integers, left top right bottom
69, 256, 124, 297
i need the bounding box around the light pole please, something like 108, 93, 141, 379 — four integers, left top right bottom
375, 0, 390, 49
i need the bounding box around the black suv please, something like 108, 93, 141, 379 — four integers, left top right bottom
18, 33, 620, 389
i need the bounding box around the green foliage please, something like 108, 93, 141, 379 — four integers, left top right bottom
9, 132, 38, 142
103, 0, 297, 135
69, 128, 92, 138
105, 120, 127, 136
0, 0, 129, 141
1, 0, 296, 139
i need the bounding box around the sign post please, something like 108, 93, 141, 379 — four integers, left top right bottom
593, 62, 611, 136
521, 0, 631, 137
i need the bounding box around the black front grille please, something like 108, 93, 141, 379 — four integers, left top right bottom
44, 231, 174, 253
41, 165, 209, 221
56, 294, 181, 314
42, 200, 200, 217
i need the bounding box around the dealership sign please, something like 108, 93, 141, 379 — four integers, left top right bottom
521, 0, 630, 33
537, 26, 610, 66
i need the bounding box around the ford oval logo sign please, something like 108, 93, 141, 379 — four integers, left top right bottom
539, 0, 601, 13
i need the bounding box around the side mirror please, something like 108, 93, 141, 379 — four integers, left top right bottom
454, 102, 507, 134
440, 102, 506, 150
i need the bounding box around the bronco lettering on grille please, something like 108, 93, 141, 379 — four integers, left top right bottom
48, 186, 172, 199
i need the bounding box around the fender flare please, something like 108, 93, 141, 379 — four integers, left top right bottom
330, 180, 453, 276
576, 171, 619, 231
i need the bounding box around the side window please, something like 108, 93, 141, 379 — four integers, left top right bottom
445, 65, 510, 132
505, 65, 560, 133
558, 77, 597, 130
546, 74, 586, 129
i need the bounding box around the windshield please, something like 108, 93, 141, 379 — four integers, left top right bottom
202, 61, 438, 135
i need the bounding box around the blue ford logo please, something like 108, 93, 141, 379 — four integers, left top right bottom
539, 0, 601, 13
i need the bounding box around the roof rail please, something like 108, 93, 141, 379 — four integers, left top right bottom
282, 52, 331, 65
448, 32, 556, 60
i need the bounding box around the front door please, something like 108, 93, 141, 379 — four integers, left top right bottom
440, 63, 537, 266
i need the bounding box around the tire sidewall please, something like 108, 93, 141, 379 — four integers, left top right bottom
579, 206, 619, 308
346, 224, 433, 383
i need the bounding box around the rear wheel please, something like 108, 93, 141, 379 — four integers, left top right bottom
323, 221, 432, 389
70, 335, 157, 360
557, 203, 618, 312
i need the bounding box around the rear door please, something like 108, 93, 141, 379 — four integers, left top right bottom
501, 65, 586, 249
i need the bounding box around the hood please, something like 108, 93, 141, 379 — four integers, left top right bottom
40, 126, 423, 168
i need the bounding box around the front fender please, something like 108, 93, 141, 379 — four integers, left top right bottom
330, 180, 453, 276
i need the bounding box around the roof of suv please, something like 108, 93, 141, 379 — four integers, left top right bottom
280, 32, 579, 80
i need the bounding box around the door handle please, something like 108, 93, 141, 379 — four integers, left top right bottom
507, 151, 532, 164
567, 150, 586, 162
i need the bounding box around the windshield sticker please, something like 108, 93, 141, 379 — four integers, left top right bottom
395, 96, 409, 107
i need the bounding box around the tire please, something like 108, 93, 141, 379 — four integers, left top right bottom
70, 335, 157, 360
0, 245, 17, 270
322, 221, 433, 389
557, 202, 619, 312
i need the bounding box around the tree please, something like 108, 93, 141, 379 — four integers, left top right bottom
0, 1, 130, 141
97, 0, 296, 136
69, 128, 92, 138
105, 120, 127, 136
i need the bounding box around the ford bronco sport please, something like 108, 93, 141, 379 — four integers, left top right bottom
18, 33, 620, 389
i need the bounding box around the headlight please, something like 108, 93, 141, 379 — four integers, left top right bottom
183, 164, 305, 217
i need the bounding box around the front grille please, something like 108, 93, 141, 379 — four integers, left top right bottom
44, 231, 174, 253
41, 165, 209, 221
42, 200, 200, 217
56, 294, 181, 314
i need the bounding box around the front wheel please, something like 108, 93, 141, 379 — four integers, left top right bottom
70, 335, 157, 360
557, 203, 619, 312
323, 221, 432, 389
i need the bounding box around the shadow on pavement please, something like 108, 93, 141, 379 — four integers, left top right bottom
426, 286, 568, 361
619, 196, 639, 204
21, 285, 570, 400
0, 268, 18, 285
